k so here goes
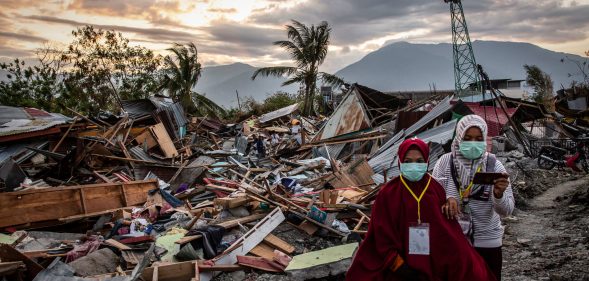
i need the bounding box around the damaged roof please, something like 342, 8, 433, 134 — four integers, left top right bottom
258, 103, 299, 124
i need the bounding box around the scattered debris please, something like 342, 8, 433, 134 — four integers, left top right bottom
1, 83, 588, 280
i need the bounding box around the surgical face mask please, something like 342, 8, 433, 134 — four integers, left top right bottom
459, 141, 486, 159
400, 163, 428, 182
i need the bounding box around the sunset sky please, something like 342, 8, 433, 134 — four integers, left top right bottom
1, 0, 589, 73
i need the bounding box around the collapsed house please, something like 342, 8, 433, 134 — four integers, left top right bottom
0, 82, 583, 281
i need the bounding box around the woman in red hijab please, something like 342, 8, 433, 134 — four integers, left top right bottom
346, 137, 495, 281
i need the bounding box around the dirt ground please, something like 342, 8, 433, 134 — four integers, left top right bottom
503, 173, 589, 281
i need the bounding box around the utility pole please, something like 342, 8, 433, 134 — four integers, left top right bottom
236, 90, 242, 111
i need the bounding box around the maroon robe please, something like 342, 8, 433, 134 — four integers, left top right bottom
346, 138, 496, 281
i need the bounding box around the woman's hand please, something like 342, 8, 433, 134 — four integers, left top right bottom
493, 173, 509, 199
442, 197, 460, 219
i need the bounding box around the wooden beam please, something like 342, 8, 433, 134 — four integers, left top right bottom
0, 180, 158, 228
0, 244, 44, 281
152, 266, 159, 281
51, 118, 77, 152
104, 239, 131, 250
263, 234, 295, 254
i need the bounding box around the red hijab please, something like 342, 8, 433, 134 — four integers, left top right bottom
346, 138, 496, 281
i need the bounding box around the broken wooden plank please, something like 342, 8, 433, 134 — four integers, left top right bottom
263, 234, 295, 254
236, 255, 284, 273
249, 242, 276, 260
0, 244, 43, 281
0, 180, 158, 228
151, 123, 178, 158
104, 239, 131, 250
213, 196, 249, 209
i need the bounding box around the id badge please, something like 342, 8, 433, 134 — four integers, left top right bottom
457, 213, 472, 236
408, 223, 430, 255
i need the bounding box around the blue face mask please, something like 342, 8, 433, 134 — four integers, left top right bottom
400, 163, 428, 182
459, 141, 486, 159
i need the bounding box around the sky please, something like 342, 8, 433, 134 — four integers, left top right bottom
1, 0, 589, 73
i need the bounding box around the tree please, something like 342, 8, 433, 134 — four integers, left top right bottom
524, 64, 554, 110
251, 20, 344, 116
61, 26, 162, 114
0, 46, 66, 113
159, 43, 225, 117
262, 91, 298, 113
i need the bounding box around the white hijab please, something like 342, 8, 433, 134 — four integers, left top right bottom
451, 114, 489, 188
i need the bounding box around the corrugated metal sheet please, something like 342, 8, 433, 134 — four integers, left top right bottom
0, 119, 68, 137
0, 140, 49, 164
455, 93, 496, 103
417, 119, 457, 144
129, 146, 167, 164
318, 91, 370, 140
24, 108, 52, 118
0, 106, 29, 125
314, 143, 346, 160
258, 103, 299, 124
405, 95, 454, 136
121, 99, 156, 119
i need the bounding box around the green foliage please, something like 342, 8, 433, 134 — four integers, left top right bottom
0, 25, 163, 115
62, 26, 163, 114
0, 56, 65, 112
159, 43, 225, 118
524, 64, 554, 110
222, 91, 299, 120
262, 91, 298, 113
251, 20, 344, 116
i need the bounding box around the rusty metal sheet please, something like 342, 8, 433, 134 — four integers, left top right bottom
318, 92, 370, 140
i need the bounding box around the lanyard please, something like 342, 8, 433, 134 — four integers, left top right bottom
400, 174, 432, 224
458, 165, 482, 200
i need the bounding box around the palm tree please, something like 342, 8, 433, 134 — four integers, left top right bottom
160, 42, 225, 117
251, 20, 344, 116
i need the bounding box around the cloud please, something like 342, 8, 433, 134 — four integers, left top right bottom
24, 15, 200, 42
207, 8, 237, 13
0, 31, 47, 43
67, 0, 197, 28
0, 44, 34, 58
250, 0, 589, 49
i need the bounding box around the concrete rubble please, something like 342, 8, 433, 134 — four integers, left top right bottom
0, 83, 588, 281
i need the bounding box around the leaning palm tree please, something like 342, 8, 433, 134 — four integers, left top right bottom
252, 20, 344, 116
159, 42, 225, 117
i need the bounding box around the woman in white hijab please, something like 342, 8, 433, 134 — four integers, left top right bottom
432, 114, 514, 281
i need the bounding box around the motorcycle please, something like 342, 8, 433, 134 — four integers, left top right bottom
537, 137, 589, 172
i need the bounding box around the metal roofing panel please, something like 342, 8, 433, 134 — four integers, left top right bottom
258, 103, 299, 124
129, 146, 167, 164
0, 119, 68, 136
0, 140, 49, 164
318, 92, 370, 140
24, 108, 52, 118
417, 119, 457, 144
0, 106, 29, 125
405, 95, 454, 137
121, 99, 157, 119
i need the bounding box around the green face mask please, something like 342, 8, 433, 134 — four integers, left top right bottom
459, 141, 486, 159
400, 163, 428, 182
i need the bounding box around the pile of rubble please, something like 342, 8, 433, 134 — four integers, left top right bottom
0, 84, 586, 281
